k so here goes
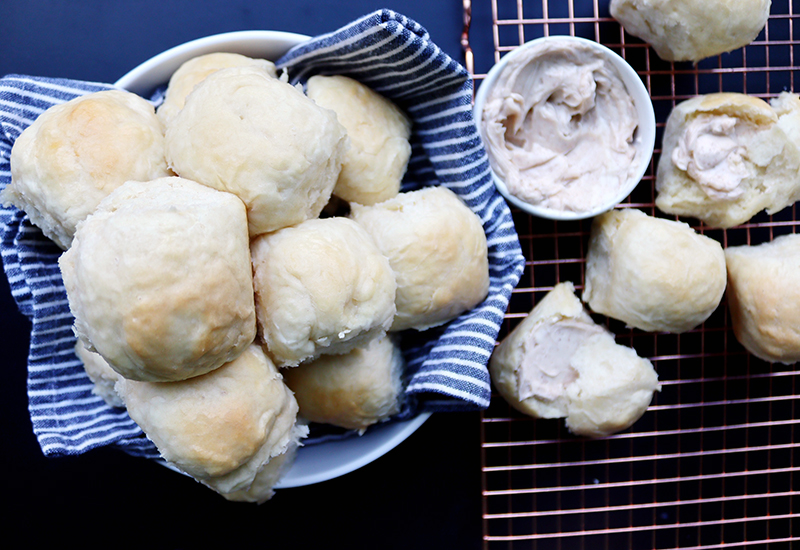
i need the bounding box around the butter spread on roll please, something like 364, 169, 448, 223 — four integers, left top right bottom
671, 114, 755, 200
656, 92, 800, 228
489, 282, 660, 437
480, 38, 639, 213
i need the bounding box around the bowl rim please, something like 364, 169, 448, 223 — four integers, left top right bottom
114, 30, 312, 95
113, 29, 432, 488
473, 34, 656, 221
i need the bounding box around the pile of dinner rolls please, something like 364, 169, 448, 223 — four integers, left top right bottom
3, 52, 490, 502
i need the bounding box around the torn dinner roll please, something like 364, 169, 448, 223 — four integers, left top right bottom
2, 89, 171, 249
349, 186, 490, 332
165, 66, 347, 236
251, 217, 397, 368
582, 208, 727, 333
725, 233, 800, 364
157, 52, 278, 128
655, 92, 800, 228
283, 335, 404, 432
306, 74, 412, 206
116, 344, 306, 503
489, 282, 660, 437
59, 177, 256, 382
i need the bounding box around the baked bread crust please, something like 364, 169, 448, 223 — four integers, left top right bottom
59, 176, 256, 382
3, 89, 171, 249
283, 335, 404, 432
582, 208, 727, 333
251, 217, 397, 367
725, 233, 800, 364
157, 52, 278, 128
117, 344, 305, 500
610, 0, 771, 62
655, 92, 800, 228
349, 186, 490, 332
165, 66, 347, 236
306, 74, 411, 206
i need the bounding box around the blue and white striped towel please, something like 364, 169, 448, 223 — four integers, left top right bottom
0, 9, 525, 459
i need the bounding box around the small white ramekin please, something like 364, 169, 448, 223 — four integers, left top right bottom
473, 35, 656, 221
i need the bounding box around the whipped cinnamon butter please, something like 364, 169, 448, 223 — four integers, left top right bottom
480, 38, 640, 213
515, 318, 605, 403
671, 114, 755, 200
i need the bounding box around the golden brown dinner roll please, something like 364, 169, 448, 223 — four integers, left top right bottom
655, 92, 800, 228
251, 217, 397, 368
165, 66, 347, 236
582, 208, 727, 333
157, 52, 278, 128
283, 335, 404, 432
2, 89, 171, 249
490, 282, 660, 437
221, 440, 300, 503
349, 186, 490, 332
116, 344, 306, 503
74, 341, 124, 408
725, 233, 800, 364
610, 0, 771, 63
306, 74, 412, 205
59, 176, 256, 382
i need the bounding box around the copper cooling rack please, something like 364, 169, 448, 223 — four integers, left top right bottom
463, 0, 800, 548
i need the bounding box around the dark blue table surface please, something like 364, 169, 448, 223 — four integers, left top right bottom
0, 2, 497, 548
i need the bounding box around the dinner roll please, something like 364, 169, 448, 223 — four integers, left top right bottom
165, 66, 347, 236
74, 342, 124, 408
655, 92, 800, 228
59, 177, 256, 382
251, 217, 397, 368
610, 0, 771, 63
157, 52, 278, 128
221, 440, 300, 503
725, 233, 800, 364
349, 186, 490, 332
490, 282, 660, 437
306, 74, 412, 205
2, 89, 171, 249
283, 335, 404, 432
582, 208, 727, 333
116, 344, 306, 503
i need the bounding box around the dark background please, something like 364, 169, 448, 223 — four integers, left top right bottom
0, 1, 498, 548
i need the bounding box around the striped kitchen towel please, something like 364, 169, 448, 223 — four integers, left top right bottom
0, 9, 525, 459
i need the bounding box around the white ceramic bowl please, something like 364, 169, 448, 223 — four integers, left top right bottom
473, 35, 656, 221
114, 30, 432, 489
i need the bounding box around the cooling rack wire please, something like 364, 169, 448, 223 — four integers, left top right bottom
462, 0, 800, 548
